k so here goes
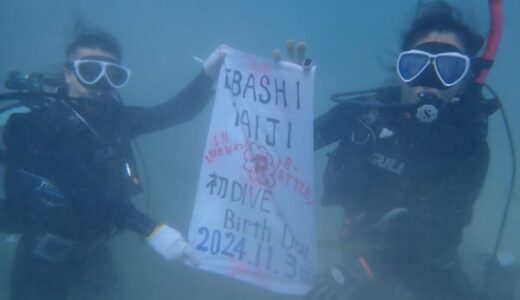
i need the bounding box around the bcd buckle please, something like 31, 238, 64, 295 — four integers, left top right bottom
32, 233, 77, 263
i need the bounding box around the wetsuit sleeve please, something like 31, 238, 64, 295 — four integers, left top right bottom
125, 71, 214, 137
314, 103, 356, 150
110, 201, 157, 236
409, 143, 490, 266
60, 172, 158, 237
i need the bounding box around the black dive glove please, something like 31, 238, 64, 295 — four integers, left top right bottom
305, 256, 374, 300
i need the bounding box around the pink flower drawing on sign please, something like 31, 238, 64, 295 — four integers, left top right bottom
243, 142, 276, 188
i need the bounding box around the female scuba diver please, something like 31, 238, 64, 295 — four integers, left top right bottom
0, 27, 226, 300
300, 1, 511, 300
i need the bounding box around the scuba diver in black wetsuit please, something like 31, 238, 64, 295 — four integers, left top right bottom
0, 27, 226, 300
302, 1, 514, 300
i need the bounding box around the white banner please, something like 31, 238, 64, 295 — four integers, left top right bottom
188, 47, 318, 294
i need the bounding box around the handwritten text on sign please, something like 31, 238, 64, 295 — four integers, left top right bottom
189, 47, 318, 295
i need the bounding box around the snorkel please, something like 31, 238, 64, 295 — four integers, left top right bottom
475, 0, 503, 85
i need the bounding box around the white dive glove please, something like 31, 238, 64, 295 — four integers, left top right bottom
203, 44, 228, 80
146, 224, 199, 266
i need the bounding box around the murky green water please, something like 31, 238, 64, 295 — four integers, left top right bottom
1, 0, 518, 299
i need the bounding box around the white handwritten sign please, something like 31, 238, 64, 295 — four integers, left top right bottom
189, 47, 318, 294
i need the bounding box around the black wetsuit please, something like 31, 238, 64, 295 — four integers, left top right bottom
314, 87, 490, 300
2, 71, 213, 300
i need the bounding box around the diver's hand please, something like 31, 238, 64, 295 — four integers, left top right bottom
146, 224, 199, 266
273, 39, 313, 70
203, 45, 228, 80
306, 259, 373, 300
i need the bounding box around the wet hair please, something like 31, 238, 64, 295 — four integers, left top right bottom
66, 25, 122, 62
401, 1, 485, 56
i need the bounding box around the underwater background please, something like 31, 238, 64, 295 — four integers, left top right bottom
0, 0, 518, 299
